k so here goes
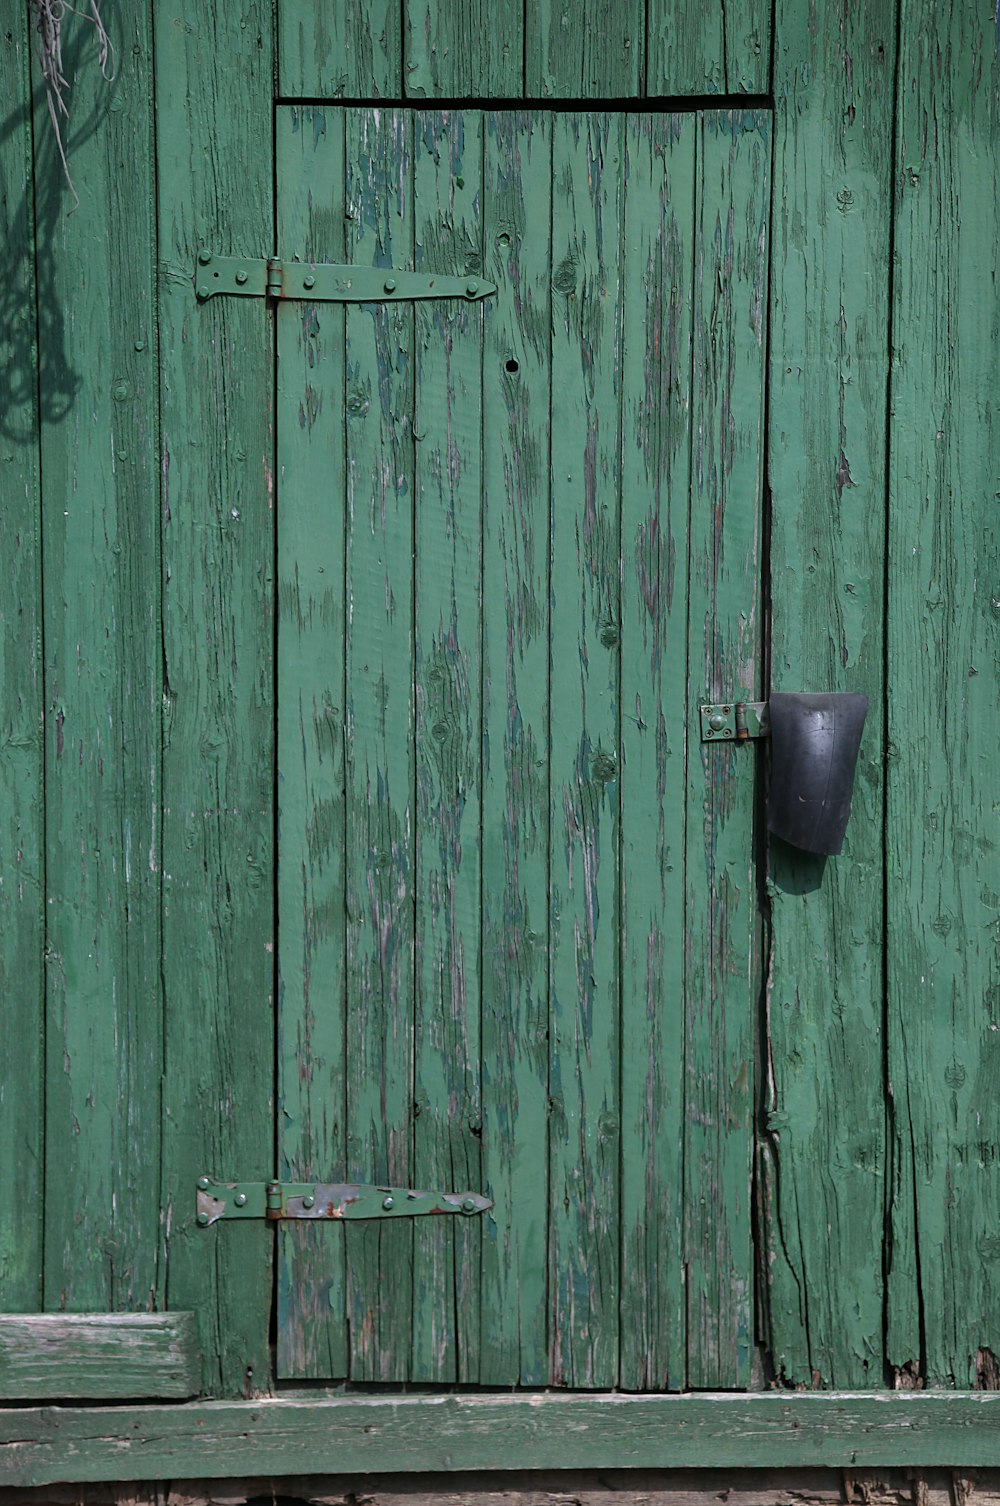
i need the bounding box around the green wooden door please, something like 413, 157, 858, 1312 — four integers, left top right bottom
274, 105, 768, 1389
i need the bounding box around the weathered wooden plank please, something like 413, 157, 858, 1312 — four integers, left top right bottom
547, 112, 623, 1389
277, 0, 400, 97
478, 110, 552, 1387
0, 1314, 199, 1401
618, 112, 694, 1392
646, 0, 770, 95
525, 0, 643, 97
885, 0, 1000, 1387
154, 4, 275, 1394
411, 109, 484, 1383
0, 8, 44, 1315
343, 107, 416, 1382
15, 1393, 1000, 1483
274, 106, 349, 1381
405, 0, 522, 96
35, 0, 161, 1315
683, 110, 768, 1388
761, 0, 895, 1388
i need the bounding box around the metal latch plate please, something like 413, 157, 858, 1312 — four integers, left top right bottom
700, 701, 769, 741
194, 254, 496, 304
196, 1178, 492, 1227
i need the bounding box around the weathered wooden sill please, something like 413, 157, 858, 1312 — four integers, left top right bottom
5, 1392, 1000, 1488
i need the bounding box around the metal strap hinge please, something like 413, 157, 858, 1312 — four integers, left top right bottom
194, 253, 496, 304
196, 1178, 493, 1227
700, 701, 769, 742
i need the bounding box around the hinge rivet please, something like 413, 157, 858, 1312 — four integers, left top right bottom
303, 274, 316, 289
235, 270, 248, 285
197, 1176, 210, 1190
383, 278, 396, 294
302, 1194, 315, 1209
198, 249, 212, 265
708, 712, 727, 731
466, 281, 479, 296
196, 286, 209, 301
234, 1192, 247, 1207
462, 1198, 476, 1213
383, 1196, 394, 1210
196, 1211, 210, 1226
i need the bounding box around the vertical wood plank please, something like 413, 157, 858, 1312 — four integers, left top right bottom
278, 0, 401, 97
684, 110, 768, 1389
525, 2, 643, 98
762, 1, 895, 1389
410, 109, 484, 1384
155, 4, 275, 1394
35, 0, 161, 1315
547, 112, 623, 1389
405, 1, 522, 96
886, 0, 1000, 1387
275, 106, 349, 1381
618, 112, 694, 1392
646, 0, 770, 96
0, 10, 44, 1314
343, 107, 416, 1383
478, 110, 552, 1387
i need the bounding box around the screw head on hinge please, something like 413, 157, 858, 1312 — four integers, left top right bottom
383, 1196, 394, 1210
198, 249, 212, 265
197, 1176, 210, 1190
196, 1211, 210, 1227
708, 712, 727, 732
462, 1198, 476, 1213
234, 1192, 247, 1207
383, 278, 396, 294
302, 1194, 315, 1209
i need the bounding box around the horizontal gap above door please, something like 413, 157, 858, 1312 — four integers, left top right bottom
275, 93, 774, 111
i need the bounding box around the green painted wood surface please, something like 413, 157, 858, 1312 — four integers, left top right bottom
405, 1, 522, 96
647, 0, 770, 95
343, 107, 418, 1383
275, 108, 761, 1388
35, 0, 161, 1315
525, 3, 643, 96
618, 112, 694, 1392
761, 0, 895, 1389
276, 0, 770, 98
411, 109, 484, 1383
478, 110, 553, 1387
683, 111, 768, 1389
154, 4, 275, 1395
278, 0, 400, 97
14, 1392, 1000, 1484
0, 8, 44, 1316
885, 0, 1000, 1388
275, 105, 350, 1382
0, 1314, 199, 1401
547, 111, 624, 1389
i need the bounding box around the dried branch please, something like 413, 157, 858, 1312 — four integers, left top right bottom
29, 0, 115, 210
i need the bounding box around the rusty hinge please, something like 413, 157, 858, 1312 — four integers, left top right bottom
193, 253, 497, 305
700, 701, 769, 742
196, 1178, 493, 1227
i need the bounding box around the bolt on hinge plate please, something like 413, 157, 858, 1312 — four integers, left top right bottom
196, 1178, 492, 1227
193, 253, 497, 305
700, 701, 769, 742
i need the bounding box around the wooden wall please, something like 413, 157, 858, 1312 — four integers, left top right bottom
0, 0, 997, 1398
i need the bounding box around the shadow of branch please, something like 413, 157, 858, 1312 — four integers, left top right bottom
0, 17, 116, 442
